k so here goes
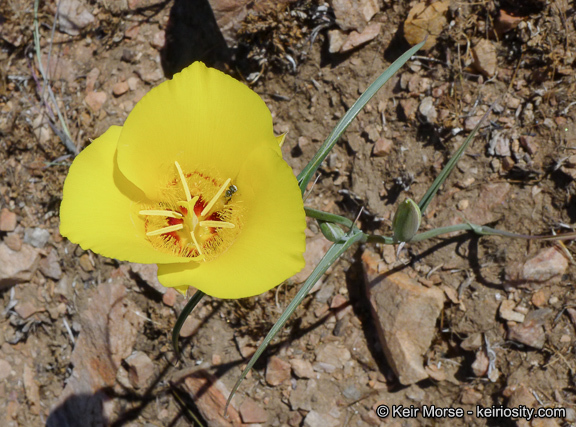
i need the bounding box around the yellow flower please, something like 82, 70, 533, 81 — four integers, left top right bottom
60, 62, 306, 299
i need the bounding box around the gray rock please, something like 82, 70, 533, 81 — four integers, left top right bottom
39, 249, 63, 280
304, 410, 340, 427
0, 243, 40, 288
57, 0, 95, 36
23, 228, 51, 248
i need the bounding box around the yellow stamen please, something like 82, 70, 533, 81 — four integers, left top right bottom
139, 209, 183, 219
175, 161, 192, 202
189, 226, 203, 256
199, 220, 235, 229
146, 224, 183, 236
201, 178, 231, 217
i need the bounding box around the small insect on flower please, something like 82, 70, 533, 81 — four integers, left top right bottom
225, 185, 238, 199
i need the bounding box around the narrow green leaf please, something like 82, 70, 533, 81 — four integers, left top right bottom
225, 230, 365, 413
418, 104, 496, 215
297, 40, 426, 193
172, 289, 206, 359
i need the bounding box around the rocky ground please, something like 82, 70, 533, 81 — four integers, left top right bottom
1, 0, 576, 426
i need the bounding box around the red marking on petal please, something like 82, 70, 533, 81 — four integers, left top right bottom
168, 217, 183, 226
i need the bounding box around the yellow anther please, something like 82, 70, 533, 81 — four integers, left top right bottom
201, 178, 231, 217
139, 209, 183, 219
175, 161, 192, 202
199, 220, 235, 229
146, 223, 183, 236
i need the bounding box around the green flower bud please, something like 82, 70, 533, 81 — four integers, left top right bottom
392, 198, 421, 243
319, 221, 346, 242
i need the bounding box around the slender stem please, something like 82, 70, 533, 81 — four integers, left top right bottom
172, 289, 206, 359
304, 207, 357, 230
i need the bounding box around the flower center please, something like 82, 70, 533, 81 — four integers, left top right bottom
138, 161, 243, 261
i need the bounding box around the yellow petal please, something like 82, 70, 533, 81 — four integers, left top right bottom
157, 147, 306, 299
116, 62, 281, 199
60, 126, 190, 264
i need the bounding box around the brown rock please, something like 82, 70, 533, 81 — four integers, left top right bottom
0, 243, 40, 288
290, 358, 316, 379
363, 249, 445, 385
461, 387, 483, 405
84, 91, 107, 112
404, 1, 450, 50
331, 0, 380, 32
472, 39, 497, 77
4, 233, 22, 252
424, 363, 446, 381
464, 115, 486, 131
304, 410, 340, 427
79, 253, 94, 272
399, 98, 418, 121
39, 249, 63, 280
460, 333, 482, 351
266, 356, 291, 386
151, 30, 165, 49
522, 247, 568, 283
125, 351, 155, 389
495, 9, 523, 37
112, 81, 130, 96
339, 23, 381, 52
531, 290, 546, 307
50, 279, 143, 426
507, 309, 551, 349
23, 364, 41, 414
507, 383, 536, 408
0, 208, 17, 231
408, 75, 432, 94
315, 343, 351, 370
15, 301, 42, 319
506, 247, 568, 286
330, 293, 347, 310
520, 135, 537, 154
162, 288, 178, 307
372, 137, 393, 157
130, 263, 165, 294
171, 368, 242, 426
0, 359, 11, 380
239, 397, 267, 424
471, 350, 489, 377
328, 29, 346, 53
499, 299, 525, 322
